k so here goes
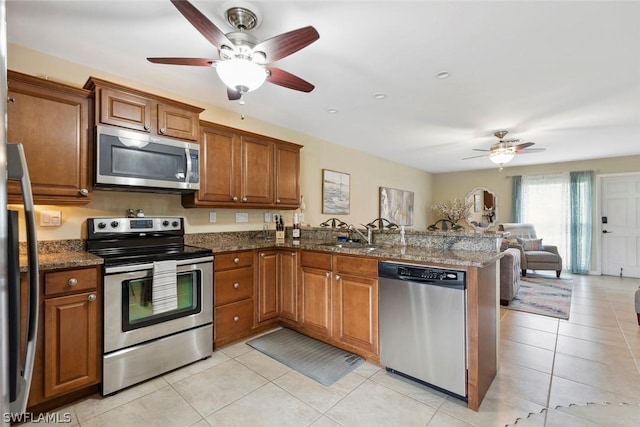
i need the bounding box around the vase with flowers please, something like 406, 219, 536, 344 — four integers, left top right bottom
429, 198, 472, 231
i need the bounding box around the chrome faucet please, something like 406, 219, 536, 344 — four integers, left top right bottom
347, 224, 372, 245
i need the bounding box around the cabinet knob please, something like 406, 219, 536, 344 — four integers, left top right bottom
143, 125, 150, 132
325, 272, 330, 278
291, 252, 296, 256
233, 282, 240, 289
159, 127, 166, 134
233, 257, 240, 264
232, 196, 238, 202
79, 188, 89, 197
276, 199, 281, 203
88, 294, 96, 302
335, 275, 341, 280
233, 315, 240, 322
7, 97, 15, 103
260, 253, 265, 257
68, 278, 78, 287
242, 197, 248, 202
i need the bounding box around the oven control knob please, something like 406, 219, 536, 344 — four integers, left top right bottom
110, 221, 119, 228
172, 221, 179, 227
97, 222, 106, 229
162, 220, 170, 227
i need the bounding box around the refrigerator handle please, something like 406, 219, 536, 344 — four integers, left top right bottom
7, 143, 39, 414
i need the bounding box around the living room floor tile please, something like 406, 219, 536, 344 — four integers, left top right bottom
500, 323, 558, 351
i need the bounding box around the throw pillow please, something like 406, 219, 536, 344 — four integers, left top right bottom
516, 237, 543, 251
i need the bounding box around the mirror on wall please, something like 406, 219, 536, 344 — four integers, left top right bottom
465, 187, 498, 231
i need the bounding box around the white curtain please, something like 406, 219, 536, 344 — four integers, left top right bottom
520, 173, 570, 266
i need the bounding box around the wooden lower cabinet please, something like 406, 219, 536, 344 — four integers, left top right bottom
26, 266, 101, 410
299, 252, 333, 337
43, 292, 98, 398
213, 251, 256, 347
279, 250, 299, 322
257, 250, 279, 323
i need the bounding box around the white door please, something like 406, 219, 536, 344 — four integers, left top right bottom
601, 174, 640, 278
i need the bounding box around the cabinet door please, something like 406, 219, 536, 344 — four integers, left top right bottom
7, 72, 91, 204
299, 266, 332, 337
43, 292, 99, 398
274, 143, 301, 207
279, 250, 299, 322
333, 273, 379, 354
241, 135, 274, 204
157, 103, 199, 141
99, 87, 152, 133
257, 250, 279, 322
196, 124, 242, 203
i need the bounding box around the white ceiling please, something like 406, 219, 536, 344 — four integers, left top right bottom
7, 0, 640, 173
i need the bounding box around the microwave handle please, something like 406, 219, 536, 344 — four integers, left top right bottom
185, 147, 192, 184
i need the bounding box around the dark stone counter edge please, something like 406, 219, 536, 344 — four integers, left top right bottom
20, 240, 503, 272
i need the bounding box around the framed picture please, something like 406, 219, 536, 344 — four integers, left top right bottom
379, 187, 414, 226
322, 169, 350, 214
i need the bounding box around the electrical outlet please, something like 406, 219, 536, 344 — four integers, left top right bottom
235, 212, 249, 223
264, 212, 271, 223
209, 211, 217, 223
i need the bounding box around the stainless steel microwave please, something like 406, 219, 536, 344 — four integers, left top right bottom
95, 125, 200, 192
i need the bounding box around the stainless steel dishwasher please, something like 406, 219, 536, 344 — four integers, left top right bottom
379, 261, 467, 399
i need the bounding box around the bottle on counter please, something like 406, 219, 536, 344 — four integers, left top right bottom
292, 213, 301, 240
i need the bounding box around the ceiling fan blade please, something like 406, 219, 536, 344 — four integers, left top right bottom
472, 148, 490, 152
266, 67, 315, 92
147, 57, 215, 66
462, 154, 488, 160
170, 0, 232, 49
514, 142, 535, 152
227, 87, 241, 101
518, 148, 546, 154
253, 26, 319, 63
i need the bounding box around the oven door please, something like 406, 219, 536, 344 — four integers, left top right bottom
103, 256, 213, 354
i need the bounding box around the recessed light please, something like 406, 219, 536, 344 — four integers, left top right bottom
435, 71, 450, 79
326, 108, 338, 114
373, 93, 387, 100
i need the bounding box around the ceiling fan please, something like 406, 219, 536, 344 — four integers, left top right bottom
147, 0, 319, 102
463, 130, 546, 170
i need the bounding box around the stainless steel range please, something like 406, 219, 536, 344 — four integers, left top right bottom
86, 217, 213, 395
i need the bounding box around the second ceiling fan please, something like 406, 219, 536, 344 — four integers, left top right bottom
463, 130, 546, 170
148, 0, 319, 101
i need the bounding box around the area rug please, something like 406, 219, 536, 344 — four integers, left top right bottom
505, 275, 573, 319
246, 328, 364, 386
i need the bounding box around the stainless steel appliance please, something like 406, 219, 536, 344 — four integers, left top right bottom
95, 125, 200, 192
378, 261, 467, 399
86, 217, 213, 395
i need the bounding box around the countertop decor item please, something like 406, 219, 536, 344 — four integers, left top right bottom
319, 218, 349, 228
365, 217, 399, 230
431, 198, 472, 225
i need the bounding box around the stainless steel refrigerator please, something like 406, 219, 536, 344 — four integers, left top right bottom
1, 0, 39, 423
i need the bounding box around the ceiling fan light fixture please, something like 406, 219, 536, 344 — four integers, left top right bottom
489, 148, 515, 166
216, 58, 267, 93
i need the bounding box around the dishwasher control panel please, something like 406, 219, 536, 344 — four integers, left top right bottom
379, 262, 465, 286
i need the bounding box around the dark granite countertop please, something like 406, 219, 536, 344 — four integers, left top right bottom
19, 251, 103, 273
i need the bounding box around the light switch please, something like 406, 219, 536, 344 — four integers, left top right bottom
40, 210, 62, 227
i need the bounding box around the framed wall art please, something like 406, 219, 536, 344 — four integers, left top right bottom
322, 169, 350, 214
379, 187, 414, 226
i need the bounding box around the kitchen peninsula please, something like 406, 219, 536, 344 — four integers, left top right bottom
20, 229, 502, 412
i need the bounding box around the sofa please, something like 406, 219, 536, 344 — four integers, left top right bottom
500, 247, 521, 306
499, 223, 563, 278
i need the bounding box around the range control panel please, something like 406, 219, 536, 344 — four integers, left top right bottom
89, 217, 183, 234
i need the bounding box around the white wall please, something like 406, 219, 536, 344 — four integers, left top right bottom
8, 45, 433, 240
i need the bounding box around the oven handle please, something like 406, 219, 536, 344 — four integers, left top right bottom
104, 255, 214, 274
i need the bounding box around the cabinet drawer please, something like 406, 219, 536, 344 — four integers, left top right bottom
300, 251, 332, 270
214, 267, 254, 306
214, 299, 254, 342
334, 256, 378, 278
44, 268, 97, 296
215, 251, 254, 271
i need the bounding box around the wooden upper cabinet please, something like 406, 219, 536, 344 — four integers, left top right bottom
84, 76, 202, 141
275, 142, 301, 207
183, 121, 302, 209
241, 135, 274, 205
7, 70, 92, 205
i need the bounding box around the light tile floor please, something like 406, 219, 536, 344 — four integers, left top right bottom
27, 273, 640, 426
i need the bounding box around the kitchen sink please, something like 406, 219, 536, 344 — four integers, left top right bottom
320, 241, 377, 251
